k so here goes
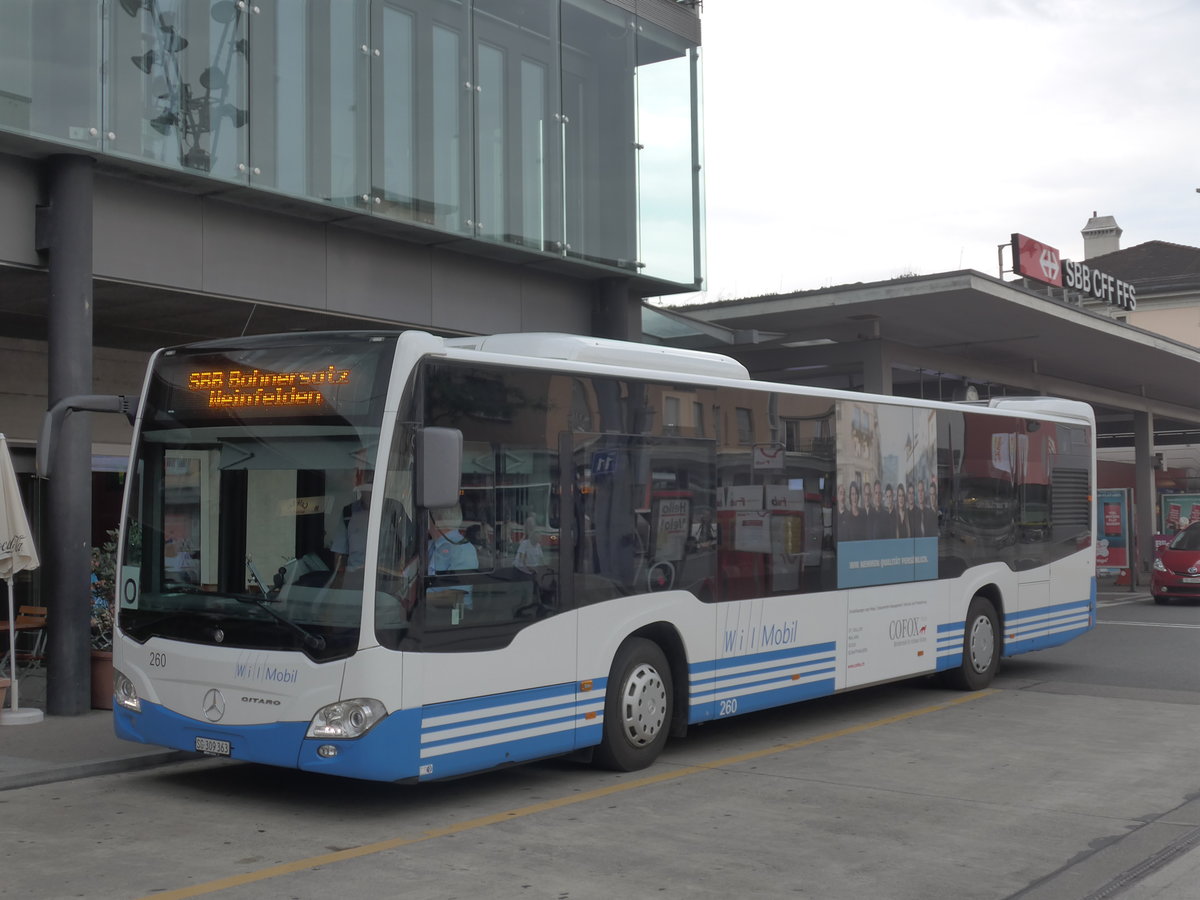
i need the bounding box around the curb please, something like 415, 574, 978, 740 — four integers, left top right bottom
0, 749, 196, 793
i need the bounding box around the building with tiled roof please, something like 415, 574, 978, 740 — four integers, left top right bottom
1077, 225, 1200, 345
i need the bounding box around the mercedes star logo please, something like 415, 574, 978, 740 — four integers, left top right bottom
202, 688, 226, 722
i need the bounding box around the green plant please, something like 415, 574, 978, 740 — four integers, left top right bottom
90, 528, 120, 651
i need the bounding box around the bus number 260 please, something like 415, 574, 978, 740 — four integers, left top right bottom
719, 698, 738, 717
148, 651, 167, 668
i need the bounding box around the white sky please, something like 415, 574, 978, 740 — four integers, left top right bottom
668, 0, 1200, 304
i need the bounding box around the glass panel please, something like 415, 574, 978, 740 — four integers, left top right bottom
939, 412, 1022, 576
430, 22, 465, 231
107, 0, 249, 180
394, 360, 562, 653
474, 41, 505, 241
519, 58, 546, 249
373, 0, 471, 233
247, 0, 369, 209
119, 335, 398, 663
635, 18, 700, 285
573, 430, 715, 604
376, 5, 416, 212
715, 387, 836, 600
471, 0, 559, 251
0, 0, 101, 148
561, 0, 637, 270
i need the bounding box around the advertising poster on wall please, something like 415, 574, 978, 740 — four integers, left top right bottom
835, 401, 938, 588
1095, 488, 1130, 570
1159, 493, 1200, 537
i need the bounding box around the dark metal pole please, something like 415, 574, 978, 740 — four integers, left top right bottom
41, 154, 95, 715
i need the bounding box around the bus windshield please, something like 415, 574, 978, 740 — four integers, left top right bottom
117, 334, 398, 662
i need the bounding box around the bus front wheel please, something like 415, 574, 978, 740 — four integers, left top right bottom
594, 638, 673, 771
945, 595, 1000, 691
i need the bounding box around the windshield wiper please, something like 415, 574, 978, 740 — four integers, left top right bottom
234, 594, 326, 651
123, 609, 220, 642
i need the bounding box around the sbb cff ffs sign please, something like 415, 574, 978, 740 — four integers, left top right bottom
1011, 233, 1062, 287
1011, 232, 1137, 311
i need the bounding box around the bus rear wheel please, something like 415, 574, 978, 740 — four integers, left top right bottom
944, 595, 1000, 691
594, 638, 673, 771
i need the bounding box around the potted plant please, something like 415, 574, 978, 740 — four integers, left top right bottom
89, 529, 119, 709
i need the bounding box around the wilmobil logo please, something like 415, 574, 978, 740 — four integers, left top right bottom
234, 656, 299, 684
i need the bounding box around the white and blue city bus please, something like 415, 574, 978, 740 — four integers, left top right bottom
105, 330, 1096, 781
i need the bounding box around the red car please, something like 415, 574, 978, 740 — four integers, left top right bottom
1152, 522, 1200, 605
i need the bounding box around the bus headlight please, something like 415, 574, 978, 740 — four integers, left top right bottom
306, 699, 386, 739
114, 668, 141, 712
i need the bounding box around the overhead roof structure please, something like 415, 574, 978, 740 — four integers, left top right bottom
658, 269, 1200, 449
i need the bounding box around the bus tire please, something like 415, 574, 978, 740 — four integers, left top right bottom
594, 637, 673, 771
945, 595, 1000, 691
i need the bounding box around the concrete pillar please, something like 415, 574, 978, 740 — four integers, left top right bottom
861, 344, 894, 395
591, 278, 641, 342
40, 154, 95, 715
1132, 411, 1156, 586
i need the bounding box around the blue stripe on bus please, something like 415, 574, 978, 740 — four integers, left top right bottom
1005, 622, 1092, 655
936, 620, 965, 669
692, 641, 838, 678
421, 711, 580, 751
1004, 598, 1093, 623
415, 681, 604, 779
687, 642, 838, 722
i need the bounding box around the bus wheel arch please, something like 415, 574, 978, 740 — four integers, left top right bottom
631, 622, 689, 738
594, 630, 679, 771
943, 589, 1002, 691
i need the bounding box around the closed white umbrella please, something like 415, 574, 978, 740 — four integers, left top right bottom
0, 433, 43, 725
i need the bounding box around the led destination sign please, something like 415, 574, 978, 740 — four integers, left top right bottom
148, 335, 397, 425
187, 365, 352, 409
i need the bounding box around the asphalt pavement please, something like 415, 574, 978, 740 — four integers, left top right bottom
2, 585, 1196, 899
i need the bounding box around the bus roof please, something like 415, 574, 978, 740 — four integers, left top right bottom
443, 332, 751, 381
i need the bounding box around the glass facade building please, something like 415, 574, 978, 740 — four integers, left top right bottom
0, 0, 703, 288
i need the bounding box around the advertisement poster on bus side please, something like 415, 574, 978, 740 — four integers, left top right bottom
1095, 488, 1130, 569
835, 401, 938, 588
845, 585, 936, 689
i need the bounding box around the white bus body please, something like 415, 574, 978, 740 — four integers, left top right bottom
109, 331, 1096, 781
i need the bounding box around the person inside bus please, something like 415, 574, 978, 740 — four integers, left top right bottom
427, 505, 479, 615
514, 515, 544, 575
332, 469, 374, 586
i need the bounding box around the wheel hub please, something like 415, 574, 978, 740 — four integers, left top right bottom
620, 663, 667, 746
968, 614, 995, 674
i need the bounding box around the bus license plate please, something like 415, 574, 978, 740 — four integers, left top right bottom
195, 737, 231, 756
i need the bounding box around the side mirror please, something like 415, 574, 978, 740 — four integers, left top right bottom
38, 394, 138, 478
416, 427, 463, 510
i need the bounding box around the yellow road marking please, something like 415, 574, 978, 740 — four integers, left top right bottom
139, 690, 993, 900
